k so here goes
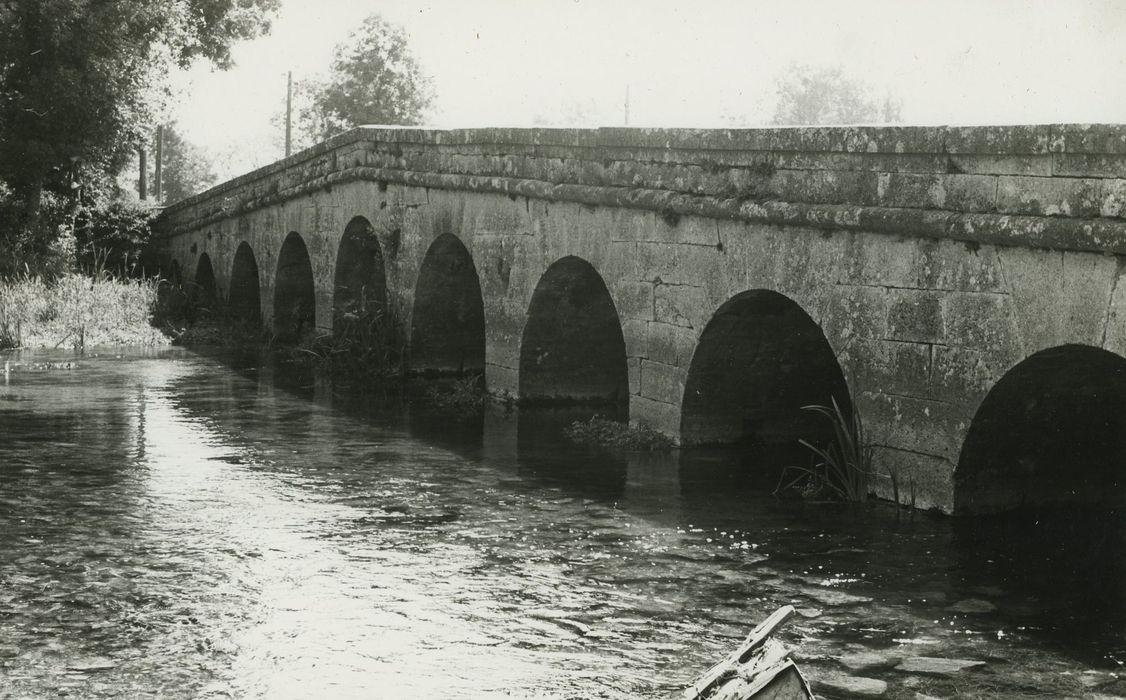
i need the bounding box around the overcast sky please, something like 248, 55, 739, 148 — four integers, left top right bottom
170, 0, 1126, 180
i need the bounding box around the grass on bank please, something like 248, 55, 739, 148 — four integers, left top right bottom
0, 271, 168, 350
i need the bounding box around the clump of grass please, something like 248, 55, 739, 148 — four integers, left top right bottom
564, 415, 673, 452
421, 374, 488, 414
0, 269, 167, 351
284, 291, 406, 389
775, 396, 873, 502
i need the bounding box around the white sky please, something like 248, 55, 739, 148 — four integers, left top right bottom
170, 0, 1126, 180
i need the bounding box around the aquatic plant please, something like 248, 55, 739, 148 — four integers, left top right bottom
775, 396, 873, 502
421, 374, 488, 414
564, 415, 673, 452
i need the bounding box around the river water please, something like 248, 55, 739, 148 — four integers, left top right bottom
0, 348, 1123, 699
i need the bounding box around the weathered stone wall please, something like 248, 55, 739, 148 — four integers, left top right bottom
156, 124, 1126, 513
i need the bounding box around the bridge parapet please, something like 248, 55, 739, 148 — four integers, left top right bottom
160, 124, 1126, 255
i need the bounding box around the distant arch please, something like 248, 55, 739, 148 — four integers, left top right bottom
956, 344, 1126, 515
228, 241, 261, 324
410, 234, 485, 375
193, 253, 217, 308
681, 290, 850, 452
274, 232, 316, 342
518, 256, 628, 404
333, 216, 387, 330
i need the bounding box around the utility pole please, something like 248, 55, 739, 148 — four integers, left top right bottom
154, 125, 164, 204
285, 71, 293, 158
138, 148, 148, 200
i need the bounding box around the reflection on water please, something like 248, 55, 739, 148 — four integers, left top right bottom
0, 348, 1123, 698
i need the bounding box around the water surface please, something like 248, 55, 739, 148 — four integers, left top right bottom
0, 349, 1122, 698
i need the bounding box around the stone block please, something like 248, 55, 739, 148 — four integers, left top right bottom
1101, 179, 1126, 218
930, 345, 1000, 405
1053, 154, 1126, 178
944, 125, 1051, 155
1050, 123, 1126, 155
612, 280, 654, 321
627, 356, 641, 395
653, 283, 709, 329
621, 319, 648, 358
862, 390, 964, 462
841, 338, 932, 398
639, 359, 686, 404
885, 289, 945, 344
940, 292, 1018, 354
822, 284, 888, 343
996, 175, 1102, 217
635, 241, 722, 286
645, 321, 698, 367
629, 395, 682, 438
946, 154, 1052, 177
871, 447, 954, 513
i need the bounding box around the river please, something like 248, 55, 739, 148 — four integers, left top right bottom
0, 348, 1122, 698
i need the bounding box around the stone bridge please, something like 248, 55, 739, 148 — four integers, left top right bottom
154, 124, 1126, 516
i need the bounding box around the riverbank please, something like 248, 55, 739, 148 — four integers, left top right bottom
0, 273, 169, 350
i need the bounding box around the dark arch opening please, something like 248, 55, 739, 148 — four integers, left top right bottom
333, 216, 387, 329
228, 242, 261, 325
956, 344, 1126, 515
680, 290, 850, 479
274, 232, 316, 342
518, 256, 628, 404
193, 253, 217, 309
410, 234, 485, 376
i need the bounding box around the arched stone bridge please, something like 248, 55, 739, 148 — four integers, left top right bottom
154, 124, 1126, 516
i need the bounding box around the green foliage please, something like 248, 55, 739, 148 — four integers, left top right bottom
771, 63, 902, 126
0, 0, 277, 271
150, 124, 217, 204
281, 291, 406, 389
421, 375, 488, 414
75, 199, 156, 277
294, 14, 433, 146
775, 397, 873, 502
0, 270, 166, 350
564, 416, 674, 452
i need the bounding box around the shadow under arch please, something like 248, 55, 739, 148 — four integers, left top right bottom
410, 233, 485, 376
955, 343, 1126, 515
274, 232, 316, 342
679, 289, 850, 482
193, 253, 217, 308
228, 241, 261, 324
333, 216, 387, 329
518, 256, 628, 405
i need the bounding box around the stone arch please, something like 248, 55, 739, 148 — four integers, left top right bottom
518, 256, 628, 404
274, 232, 316, 341
410, 233, 485, 375
955, 344, 1126, 515
333, 216, 387, 329
228, 241, 261, 324
680, 290, 850, 449
193, 253, 217, 308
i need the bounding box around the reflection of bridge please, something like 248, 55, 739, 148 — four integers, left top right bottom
155, 124, 1126, 516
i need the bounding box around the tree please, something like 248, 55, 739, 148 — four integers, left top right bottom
0, 0, 278, 274
155, 125, 218, 205
295, 14, 433, 146
771, 64, 902, 126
